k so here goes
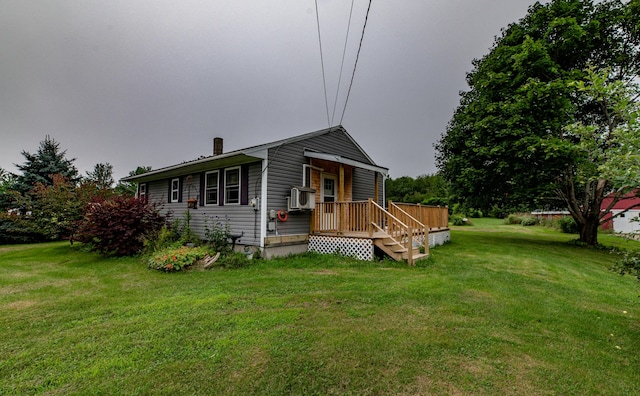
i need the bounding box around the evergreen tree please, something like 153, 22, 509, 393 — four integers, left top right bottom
86, 163, 115, 190
14, 136, 79, 195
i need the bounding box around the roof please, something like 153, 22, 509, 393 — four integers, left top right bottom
601, 190, 640, 211
121, 125, 387, 183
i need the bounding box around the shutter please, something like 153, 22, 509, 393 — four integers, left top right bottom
241, 164, 249, 205
167, 179, 172, 203
218, 170, 225, 206
199, 172, 205, 205
178, 177, 183, 203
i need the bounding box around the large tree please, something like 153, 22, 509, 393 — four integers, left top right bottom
386, 174, 450, 205
436, 0, 640, 245
114, 166, 152, 196
14, 136, 80, 195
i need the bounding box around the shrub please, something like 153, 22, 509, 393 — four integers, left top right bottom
148, 246, 211, 272
521, 216, 538, 226
174, 210, 200, 246
451, 214, 472, 226
144, 224, 182, 253
612, 251, 640, 280
0, 216, 47, 244
421, 197, 448, 207
505, 214, 523, 225
450, 203, 464, 215
204, 215, 232, 253
77, 196, 166, 256
555, 216, 579, 234
467, 208, 483, 218
489, 205, 507, 219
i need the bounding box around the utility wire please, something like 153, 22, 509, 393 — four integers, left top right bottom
330, 0, 356, 126
314, 0, 331, 128
340, 0, 372, 125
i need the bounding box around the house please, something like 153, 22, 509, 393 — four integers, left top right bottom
531, 210, 571, 222
600, 191, 640, 234
121, 126, 450, 263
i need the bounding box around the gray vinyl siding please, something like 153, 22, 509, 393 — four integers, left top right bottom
352, 168, 384, 206
265, 128, 379, 236
149, 161, 262, 246
141, 128, 383, 241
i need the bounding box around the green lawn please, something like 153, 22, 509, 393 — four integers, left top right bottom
1, 220, 639, 395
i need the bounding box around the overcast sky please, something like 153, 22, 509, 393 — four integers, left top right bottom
0, 0, 542, 181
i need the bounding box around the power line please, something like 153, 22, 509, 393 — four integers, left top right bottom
340, 0, 372, 125
330, 0, 356, 126
314, 0, 331, 128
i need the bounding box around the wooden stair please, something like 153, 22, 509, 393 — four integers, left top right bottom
374, 237, 428, 264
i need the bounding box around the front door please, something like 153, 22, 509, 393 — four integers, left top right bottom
321, 175, 337, 230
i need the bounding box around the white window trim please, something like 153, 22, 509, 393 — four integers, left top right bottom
138, 183, 147, 199
170, 178, 180, 203
225, 166, 241, 205
204, 170, 219, 206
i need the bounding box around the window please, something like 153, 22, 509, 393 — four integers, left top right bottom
205, 171, 219, 205
322, 175, 336, 203
170, 178, 180, 203
138, 183, 147, 200
225, 167, 240, 204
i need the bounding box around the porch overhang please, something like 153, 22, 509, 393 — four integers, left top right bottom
303, 150, 388, 176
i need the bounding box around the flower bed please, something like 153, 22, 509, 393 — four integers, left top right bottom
148, 246, 211, 272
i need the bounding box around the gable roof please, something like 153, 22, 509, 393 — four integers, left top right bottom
121, 125, 387, 183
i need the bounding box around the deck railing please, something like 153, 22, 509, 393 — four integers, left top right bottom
388, 201, 449, 230
311, 200, 371, 235
310, 199, 419, 265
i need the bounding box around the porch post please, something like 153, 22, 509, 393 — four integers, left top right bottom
259, 157, 268, 249
338, 164, 345, 201
374, 172, 379, 204
368, 198, 373, 237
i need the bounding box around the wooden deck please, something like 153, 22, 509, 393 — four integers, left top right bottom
310, 200, 449, 265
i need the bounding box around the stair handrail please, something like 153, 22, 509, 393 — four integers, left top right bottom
388, 201, 428, 256
369, 199, 415, 265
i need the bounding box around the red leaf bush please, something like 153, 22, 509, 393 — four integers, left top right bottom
77, 196, 166, 256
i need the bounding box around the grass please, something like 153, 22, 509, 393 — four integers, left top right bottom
1, 220, 640, 395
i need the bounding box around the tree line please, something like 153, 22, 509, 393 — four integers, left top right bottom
0, 136, 151, 244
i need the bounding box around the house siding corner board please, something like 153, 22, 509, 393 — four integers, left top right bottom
148, 161, 262, 246
266, 129, 375, 236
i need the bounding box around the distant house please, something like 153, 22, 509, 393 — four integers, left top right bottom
531, 210, 571, 222
600, 192, 640, 234
121, 126, 449, 263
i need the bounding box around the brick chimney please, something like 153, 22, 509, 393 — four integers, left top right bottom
213, 137, 223, 156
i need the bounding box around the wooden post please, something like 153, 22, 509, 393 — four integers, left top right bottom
423, 226, 429, 256
374, 173, 379, 204
368, 198, 373, 237
407, 227, 414, 266
339, 164, 345, 202
310, 207, 315, 234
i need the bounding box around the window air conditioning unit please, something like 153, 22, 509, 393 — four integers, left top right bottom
289, 187, 315, 211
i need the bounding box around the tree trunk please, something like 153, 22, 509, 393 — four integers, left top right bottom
578, 217, 600, 246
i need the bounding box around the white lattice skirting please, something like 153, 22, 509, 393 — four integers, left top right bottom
308, 235, 373, 261
429, 230, 451, 247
